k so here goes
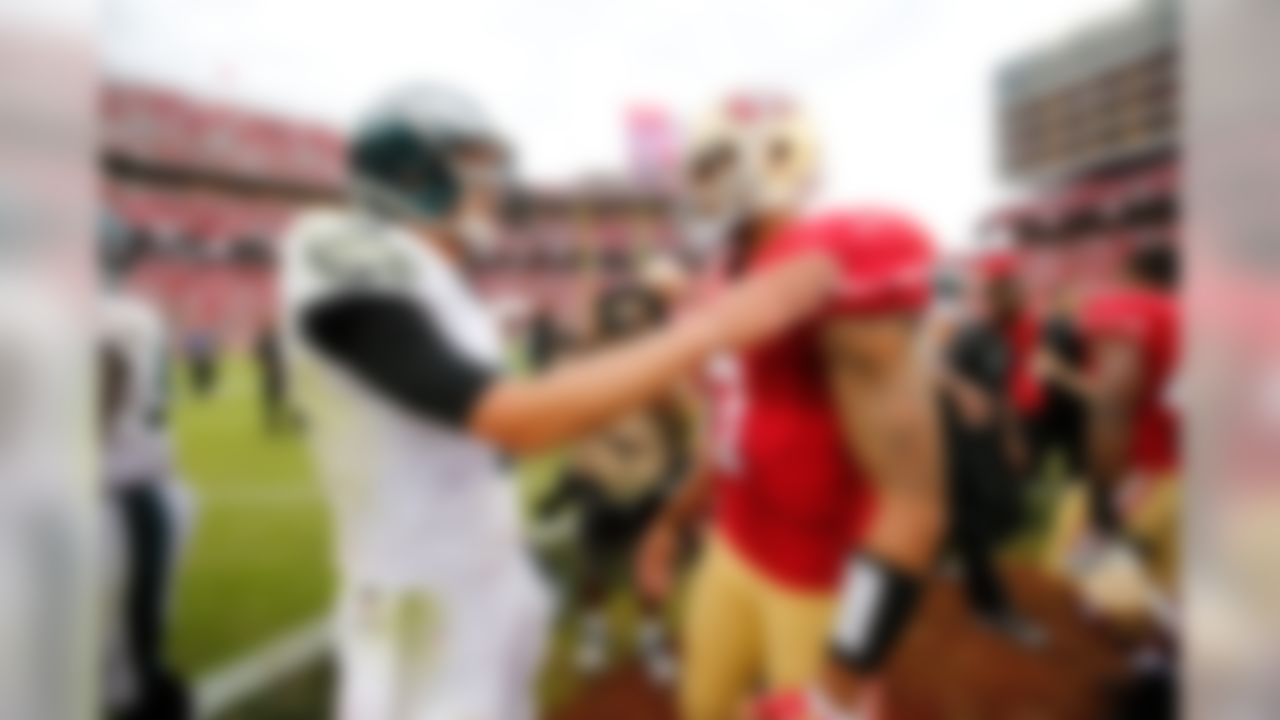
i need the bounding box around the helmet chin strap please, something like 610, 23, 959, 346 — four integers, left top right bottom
680, 171, 759, 262
680, 208, 789, 278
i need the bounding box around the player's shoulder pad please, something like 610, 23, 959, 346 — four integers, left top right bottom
283, 207, 416, 294
779, 207, 937, 315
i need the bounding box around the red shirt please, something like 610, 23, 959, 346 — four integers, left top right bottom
707, 209, 936, 591
1002, 311, 1045, 417
1080, 287, 1180, 474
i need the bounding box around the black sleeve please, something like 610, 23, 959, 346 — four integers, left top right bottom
302, 293, 498, 428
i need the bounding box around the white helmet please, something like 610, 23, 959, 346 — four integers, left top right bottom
682, 91, 820, 249
350, 82, 511, 253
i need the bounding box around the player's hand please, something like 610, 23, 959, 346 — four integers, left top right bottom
636, 518, 680, 603
952, 380, 992, 427
697, 254, 839, 353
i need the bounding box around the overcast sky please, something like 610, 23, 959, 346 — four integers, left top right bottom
103, 0, 1136, 247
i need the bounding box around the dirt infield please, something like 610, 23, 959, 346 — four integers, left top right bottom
551, 563, 1134, 720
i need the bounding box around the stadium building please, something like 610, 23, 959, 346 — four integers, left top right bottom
988, 0, 1179, 302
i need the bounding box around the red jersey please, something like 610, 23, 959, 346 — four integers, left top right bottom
707, 209, 936, 591
1080, 287, 1180, 474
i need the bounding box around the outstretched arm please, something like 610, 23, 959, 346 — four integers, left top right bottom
306, 253, 836, 455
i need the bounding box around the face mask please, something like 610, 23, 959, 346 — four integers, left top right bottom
445, 142, 511, 256
681, 149, 808, 263
681, 210, 737, 261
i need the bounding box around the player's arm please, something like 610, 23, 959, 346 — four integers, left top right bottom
636, 464, 714, 602
651, 382, 716, 534
474, 253, 841, 453
816, 315, 946, 710
653, 454, 714, 529
635, 382, 713, 601
1034, 346, 1092, 399
305, 253, 836, 454
1088, 337, 1143, 485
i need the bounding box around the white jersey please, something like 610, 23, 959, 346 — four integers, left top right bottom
99, 286, 174, 488
281, 208, 521, 587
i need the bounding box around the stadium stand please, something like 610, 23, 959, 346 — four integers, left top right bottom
101, 82, 681, 346
985, 0, 1179, 304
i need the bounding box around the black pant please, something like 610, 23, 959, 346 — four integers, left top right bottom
1027, 410, 1123, 537
943, 400, 1019, 619
953, 518, 1012, 618
111, 484, 190, 720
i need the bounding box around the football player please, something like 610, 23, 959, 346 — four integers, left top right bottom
1040, 241, 1181, 719
98, 215, 193, 720
1041, 241, 1181, 617
279, 83, 837, 720
637, 94, 944, 720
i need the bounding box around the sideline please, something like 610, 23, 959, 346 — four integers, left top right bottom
195, 617, 332, 719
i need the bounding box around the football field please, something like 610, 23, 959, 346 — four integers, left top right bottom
170, 357, 331, 676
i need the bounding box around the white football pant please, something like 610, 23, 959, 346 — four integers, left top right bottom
336, 552, 551, 720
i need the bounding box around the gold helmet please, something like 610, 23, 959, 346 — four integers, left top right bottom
682, 91, 820, 241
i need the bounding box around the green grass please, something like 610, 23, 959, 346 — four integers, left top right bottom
170, 357, 333, 674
